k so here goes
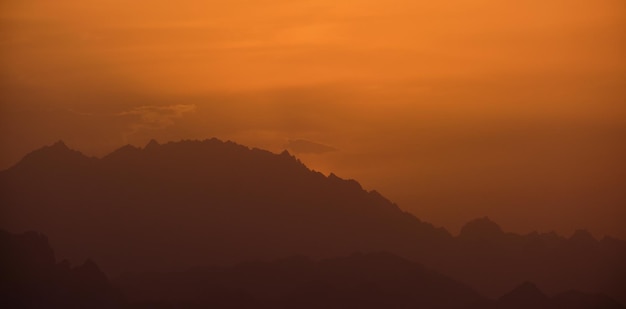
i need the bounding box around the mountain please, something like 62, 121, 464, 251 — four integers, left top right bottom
496, 282, 552, 309
116, 254, 625, 309
0, 229, 123, 308
448, 217, 626, 301
116, 252, 485, 309
0, 138, 449, 272
1, 138, 625, 303
3, 229, 621, 309
459, 216, 505, 242
552, 290, 626, 309
461, 281, 626, 309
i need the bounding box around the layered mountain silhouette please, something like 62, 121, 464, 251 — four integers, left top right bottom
0, 229, 123, 308
485, 281, 624, 309
1, 139, 625, 304
115, 253, 625, 309
116, 252, 485, 309
3, 229, 622, 309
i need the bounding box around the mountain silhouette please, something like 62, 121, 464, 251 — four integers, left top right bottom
1, 138, 449, 271
116, 253, 625, 309
0, 229, 123, 308
1, 138, 625, 303
116, 251, 485, 309
552, 290, 626, 309
460, 281, 626, 309
569, 229, 599, 248
3, 229, 622, 309
459, 216, 505, 241
496, 282, 552, 309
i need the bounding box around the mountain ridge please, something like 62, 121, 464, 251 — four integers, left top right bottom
4, 139, 611, 241
5, 229, 622, 309
1, 138, 625, 302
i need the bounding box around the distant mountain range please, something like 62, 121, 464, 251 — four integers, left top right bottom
1, 229, 123, 308
2, 229, 623, 309
1, 139, 625, 304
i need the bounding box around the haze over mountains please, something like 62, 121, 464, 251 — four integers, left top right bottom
1, 230, 124, 308
1, 138, 625, 306
2, 229, 623, 309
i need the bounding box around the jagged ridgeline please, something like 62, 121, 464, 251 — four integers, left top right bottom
1, 139, 625, 303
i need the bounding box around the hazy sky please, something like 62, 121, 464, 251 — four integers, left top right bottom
1, 0, 625, 238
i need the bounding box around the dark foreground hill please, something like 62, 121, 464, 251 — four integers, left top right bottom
115, 254, 625, 309
1, 139, 625, 302
116, 252, 485, 309
0, 229, 123, 308
3, 229, 622, 309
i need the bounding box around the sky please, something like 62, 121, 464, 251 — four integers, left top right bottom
1, 0, 625, 238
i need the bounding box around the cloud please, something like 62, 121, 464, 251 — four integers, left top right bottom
286, 138, 337, 154
118, 104, 196, 138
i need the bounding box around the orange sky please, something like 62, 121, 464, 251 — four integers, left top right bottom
1, 0, 625, 238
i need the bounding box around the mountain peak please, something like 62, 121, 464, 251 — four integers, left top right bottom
498, 281, 550, 306
10, 140, 89, 172
570, 229, 598, 246
41, 140, 72, 154
51, 140, 69, 150
103, 144, 141, 160
459, 217, 504, 240
72, 258, 110, 287
144, 139, 160, 150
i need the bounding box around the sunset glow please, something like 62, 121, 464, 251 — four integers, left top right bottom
1, 0, 625, 238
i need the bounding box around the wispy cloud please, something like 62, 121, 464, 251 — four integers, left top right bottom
119, 104, 196, 138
